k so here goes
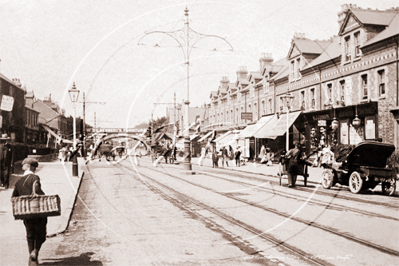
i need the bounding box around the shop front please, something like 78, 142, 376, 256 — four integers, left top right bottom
300, 101, 378, 154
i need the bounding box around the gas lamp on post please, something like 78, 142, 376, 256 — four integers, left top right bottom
281, 92, 295, 151
68, 82, 80, 177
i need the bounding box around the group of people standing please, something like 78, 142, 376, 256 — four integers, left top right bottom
198, 143, 243, 168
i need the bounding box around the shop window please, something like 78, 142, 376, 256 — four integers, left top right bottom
344, 35, 351, 62
311, 88, 315, 109
354, 32, 361, 58
327, 83, 332, 103
290, 61, 295, 82
361, 74, 368, 100
378, 70, 385, 97
296, 58, 301, 80
269, 98, 272, 114
262, 100, 265, 115
340, 80, 345, 103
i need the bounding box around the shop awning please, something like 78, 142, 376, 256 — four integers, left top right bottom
190, 134, 199, 141
253, 115, 279, 139
217, 132, 240, 147
262, 111, 302, 139
214, 131, 231, 143
238, 124, 256, 138
41, 124, 73, 144
246, 115, 275, 138
198, 131, 213, 142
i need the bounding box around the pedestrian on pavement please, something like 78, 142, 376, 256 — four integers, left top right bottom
212, 146, 219, 168
235, 146, 241, 167
0, 134, 12, 189
198, 146, 207, 166
278, 149, 287, 176
12, 158, 47, 264
284, 141, 303, 187
221, 146, 229, 168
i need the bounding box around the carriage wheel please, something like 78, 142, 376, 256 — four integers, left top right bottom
321, 169, 334, 189
381, 178, 396, 196
349, 171, 363, 194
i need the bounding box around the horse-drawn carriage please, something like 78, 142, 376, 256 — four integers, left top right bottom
321, 141, 397, 195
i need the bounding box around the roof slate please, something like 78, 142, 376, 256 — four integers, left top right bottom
351, 9, 397, 26
363, 13, 399, 47
294, 39, 331, 54
302, 36, 341, 70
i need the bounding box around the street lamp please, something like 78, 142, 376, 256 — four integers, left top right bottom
138, 7, 233, 173
68, 82, 80, 177
281, 92, 294, 151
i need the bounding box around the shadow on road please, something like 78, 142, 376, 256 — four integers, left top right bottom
40, 252, 102, 265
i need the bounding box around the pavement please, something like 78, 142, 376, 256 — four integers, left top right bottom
0, 158, 85, 266
190, 156, 325, 184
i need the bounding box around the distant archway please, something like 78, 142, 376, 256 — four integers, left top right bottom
90, 134, 150, 160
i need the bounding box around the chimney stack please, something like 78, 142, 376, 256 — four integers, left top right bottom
236, 66, 248, 80
220, 76, 229, 89
259, 53, 274, 72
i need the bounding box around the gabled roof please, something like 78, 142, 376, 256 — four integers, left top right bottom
363, 13, 399, 48
236, 78, 249, 88
351, 9, 397, 26
218, 87, 227, 96
302, 36, 341, 71
288, 39, 331, 59
248, 71, 262, 82
227, 82, 237, 92
339, 8, 398, 35
0, 72, 24, 91
33, 99, 60, 117
270, 65, 289, 81
209, 91, 218, 99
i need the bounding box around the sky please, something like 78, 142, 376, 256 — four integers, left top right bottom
1, 0, 398, 129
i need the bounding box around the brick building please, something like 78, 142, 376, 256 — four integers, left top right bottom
205, 4, 399, 159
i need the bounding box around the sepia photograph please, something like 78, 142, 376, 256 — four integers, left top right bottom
1, 0, 399, 265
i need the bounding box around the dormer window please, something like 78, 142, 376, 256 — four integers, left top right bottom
344, 36, 351, 62
289, 58, 301, 82
354, 32, 361, 58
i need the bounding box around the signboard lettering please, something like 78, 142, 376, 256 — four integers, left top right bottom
312, 114, 330, 120
0, 95, 14, 112
241, 112, 253, 120
318, 120, 326, 127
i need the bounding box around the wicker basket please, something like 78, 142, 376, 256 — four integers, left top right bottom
11, 195, 61, 220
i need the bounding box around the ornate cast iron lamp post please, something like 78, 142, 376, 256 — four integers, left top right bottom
138, 7, 233, 173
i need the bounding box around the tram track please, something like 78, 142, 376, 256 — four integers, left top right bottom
203, 165, 399, 209
193, 170, 399, 222
112, 162, 330, 266
119, 160, 399, 258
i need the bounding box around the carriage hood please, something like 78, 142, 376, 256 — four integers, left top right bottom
346, 141, 395, 168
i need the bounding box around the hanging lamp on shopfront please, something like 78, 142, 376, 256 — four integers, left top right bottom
331, 107, 339, 131
352, 104, 362, 128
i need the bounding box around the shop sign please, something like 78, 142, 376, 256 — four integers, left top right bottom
312, 114, 330, 120
340, 121, 348, 144
365, 116, 376, 139
0, 95, 14, 112
318, 120, 326, 127
241, 112, 253, 120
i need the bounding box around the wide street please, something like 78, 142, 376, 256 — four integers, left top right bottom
35, 156, 399, 266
